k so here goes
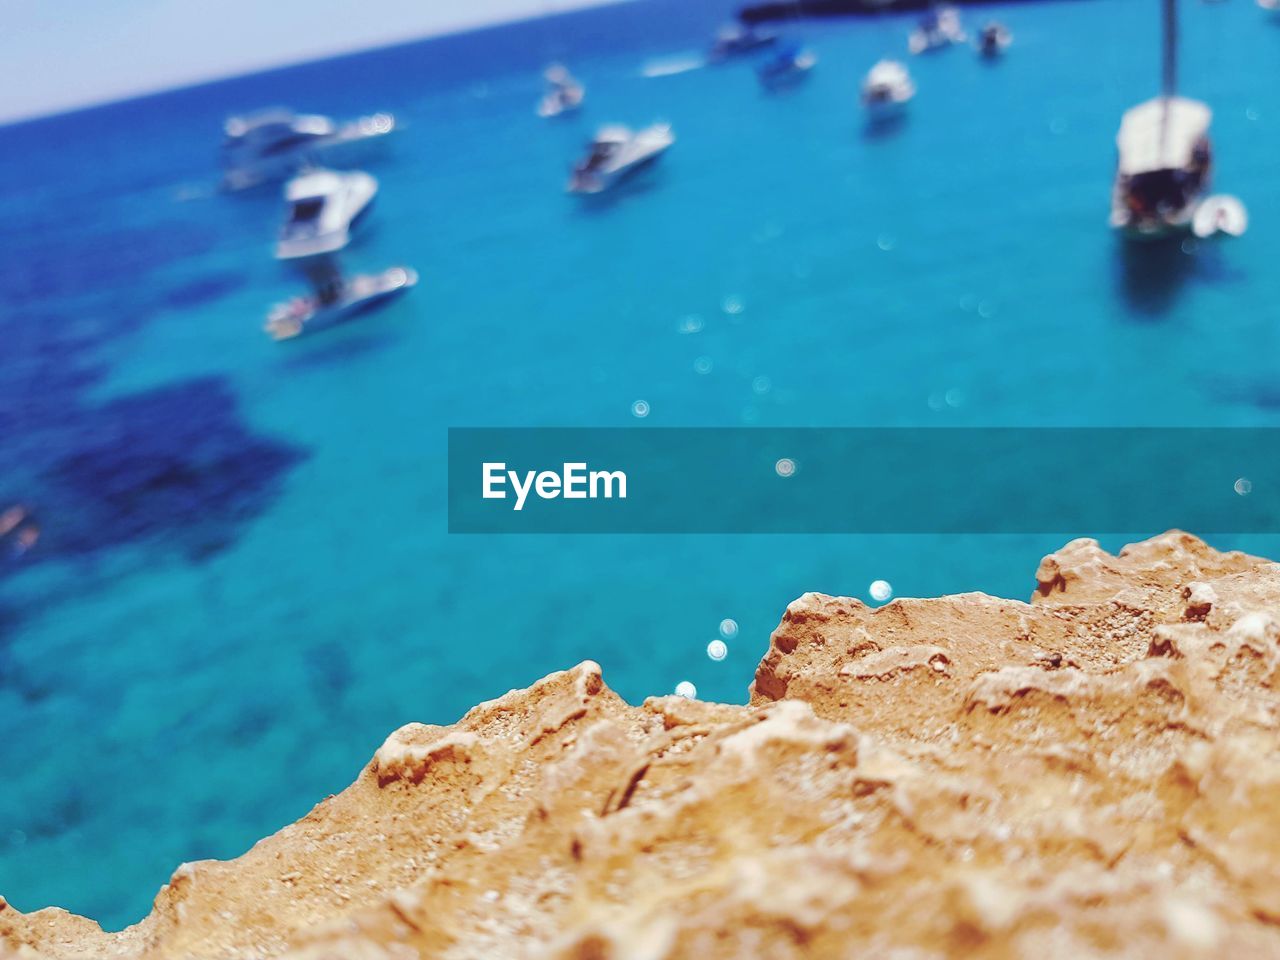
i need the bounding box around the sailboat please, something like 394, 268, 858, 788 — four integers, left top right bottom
1110, 0, 1242, 238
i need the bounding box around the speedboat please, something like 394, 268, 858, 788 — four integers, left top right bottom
221, 108, 395, 191
977, 22, 1012, 57
275, 169, 378, 260
909, 7, 967, 55
757, 46, 818, 89
1110, 96, 1213, 237
567, 124, 675, 195
862, 60, 916, 120
265, 266, 418, 341
708, 23, 779, 63
538, 64, 585, 118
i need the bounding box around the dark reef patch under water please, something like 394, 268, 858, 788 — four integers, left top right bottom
39, 376, 305, 563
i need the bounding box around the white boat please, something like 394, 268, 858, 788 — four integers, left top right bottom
538, 64, 585, 118
977, 22, 1013, 57
909, 6, 967, 55
275, 169, 378, 261
567, 124, 675, 195
1110, 96, 1213, 237
861, 60, 916, 119
221, 108, 395, 191
265, 266, 418, 341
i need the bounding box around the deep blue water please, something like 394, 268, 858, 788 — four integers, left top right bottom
2, 0, 1279, 930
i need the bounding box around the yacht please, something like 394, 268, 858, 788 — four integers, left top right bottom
275, 169, 378, 261
758, 46, 818, 89
221, 108, 394, 191
538, 64, 585, 118
861, 60, 916, 119
1111, 96, 1212, 236
708, 23, 779, 63
265, 263, 418, 341
977, 22, 1013, 57
908, 7, 967, 55
567, 124, 675, 195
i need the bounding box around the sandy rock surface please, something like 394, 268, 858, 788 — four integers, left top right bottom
5, 531, 1280, 958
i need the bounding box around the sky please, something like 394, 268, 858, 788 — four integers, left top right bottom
0, 0, 626, 125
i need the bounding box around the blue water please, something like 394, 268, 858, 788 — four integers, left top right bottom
2, 0, 1279, 930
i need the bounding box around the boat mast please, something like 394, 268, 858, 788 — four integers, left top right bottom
1159, 0, 1177, 157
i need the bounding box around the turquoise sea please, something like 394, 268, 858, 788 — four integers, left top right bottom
2, 0, 1279, 929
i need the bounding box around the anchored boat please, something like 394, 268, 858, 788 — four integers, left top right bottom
221, 108, 394, 191
538, 64, 585, 119
567, 124, 675, 195
265, 261, 417, 341
1111, 97, 1212, 236
275, 170, 377, 261
909, 6, 967, 54
862, 60, 916, 120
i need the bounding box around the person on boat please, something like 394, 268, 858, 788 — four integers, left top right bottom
302, 254, 347, 307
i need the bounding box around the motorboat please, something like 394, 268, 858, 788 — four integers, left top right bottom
567, 124, 675, 195
221, 108, 395, 191
538, 64, 585, 118
908, 7, 967, 55
977, 22, 1013, 57
1111, 96, 1213, 236
265, 265, 418, 341
861, 60, 916, 119
757, 46, 818, 89
275, 169, 378, 260
708, 23, 779, 63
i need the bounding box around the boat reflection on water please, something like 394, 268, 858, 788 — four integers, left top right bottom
861, 59, 915, 132
1114, 235, 1196, 318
